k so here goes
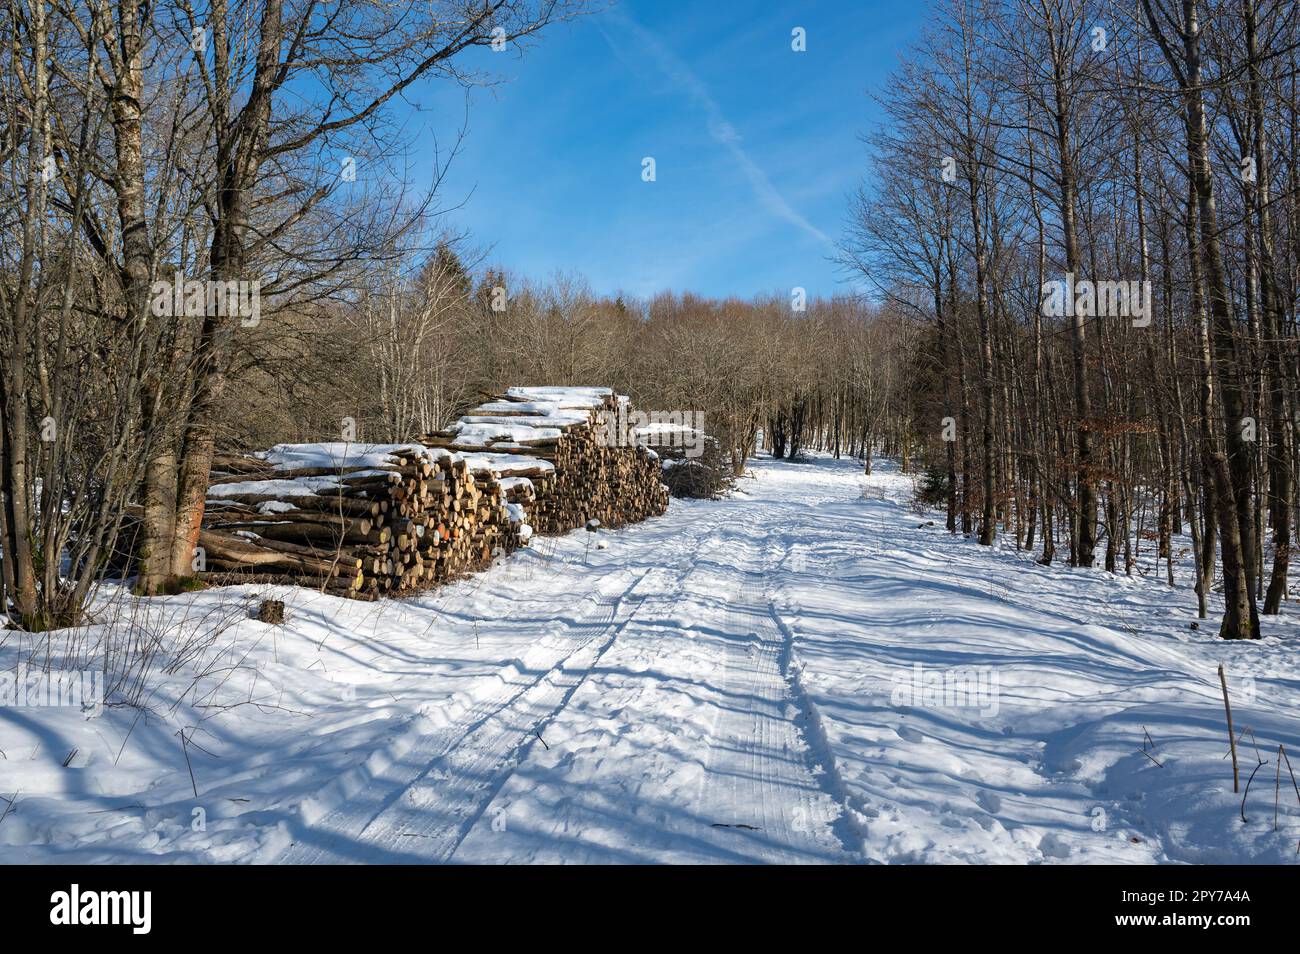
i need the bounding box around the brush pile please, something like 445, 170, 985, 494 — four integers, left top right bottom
651, 426, 734, 499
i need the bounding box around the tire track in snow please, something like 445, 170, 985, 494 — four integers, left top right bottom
278, 566, 649, 863
768, 601, 868, 857
413, 513, 738, 862
763, 519, 870, 857
446, 510, 785, 862
688, 518, 858, 861
357, 567, 670, 862
279, 513, 721, 863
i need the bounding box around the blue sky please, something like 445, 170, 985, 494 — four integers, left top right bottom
406, 1, 925, 300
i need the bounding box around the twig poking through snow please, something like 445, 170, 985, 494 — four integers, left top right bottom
177, 729, 199, 797
1135, 727, 1163, 765
1277, 746, 1284, 831
1138, 748, 1164, 768
0, 791, 17, 826
1277, 745, 1300, 837
1242, 758, 1268, 824
1219, 664, 1240, 793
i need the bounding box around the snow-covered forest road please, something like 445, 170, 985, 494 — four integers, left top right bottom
5, 455, 1300, 863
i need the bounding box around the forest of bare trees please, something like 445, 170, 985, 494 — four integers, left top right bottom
841, 0, 1300, 641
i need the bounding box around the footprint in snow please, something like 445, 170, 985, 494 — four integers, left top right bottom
976, 790, 1002, 814
896, 725, 924, 743
1039, 833, 1072, 859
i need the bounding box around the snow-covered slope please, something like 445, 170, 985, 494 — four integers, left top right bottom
3, 455, 1297, 863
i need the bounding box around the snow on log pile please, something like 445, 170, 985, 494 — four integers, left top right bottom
199, 443, 524, 598
183, 387, 669, 600
422, 386, 670, 536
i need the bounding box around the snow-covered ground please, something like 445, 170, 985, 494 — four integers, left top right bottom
3, 454, 1298, 863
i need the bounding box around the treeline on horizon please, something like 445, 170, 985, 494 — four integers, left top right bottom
228, 247, 914, 475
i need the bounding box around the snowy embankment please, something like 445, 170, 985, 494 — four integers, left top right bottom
2, 455, 1298, 863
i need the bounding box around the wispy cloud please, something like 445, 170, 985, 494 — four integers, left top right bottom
601, 9, 832, 247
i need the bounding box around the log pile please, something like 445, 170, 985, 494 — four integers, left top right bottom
157, 386, 669, 600
196, 443, 525, 597
423, 386, 669, 535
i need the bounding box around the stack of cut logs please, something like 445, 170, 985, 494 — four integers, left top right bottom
422, 387, 669, 536
196, 443, 524, 599
178, 386, 668, 601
